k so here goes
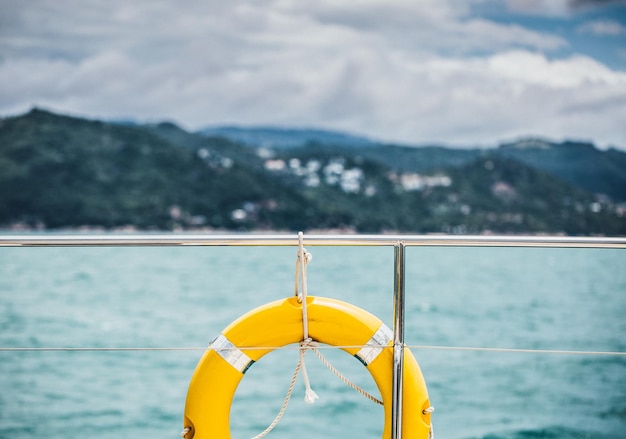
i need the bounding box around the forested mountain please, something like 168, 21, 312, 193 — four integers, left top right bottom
196, 126, 626, 202
1, 108, 624, 235
261, 139, 626, 203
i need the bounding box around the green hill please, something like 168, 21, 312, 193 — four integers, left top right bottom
1, 108, 624, 235
496, 139, 626, 201
0, 109, 309, 230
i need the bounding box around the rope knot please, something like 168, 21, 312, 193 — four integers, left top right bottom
304, 387, 319, 404
300, 338, 317, 349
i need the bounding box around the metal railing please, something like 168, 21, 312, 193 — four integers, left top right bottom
2, 233, 626, 248
2, 233, 626, 438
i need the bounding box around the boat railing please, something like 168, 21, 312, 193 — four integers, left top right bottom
2, 233, 626, 439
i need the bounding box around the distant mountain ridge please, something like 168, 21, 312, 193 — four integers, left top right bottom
1, 108, 624, 234
198, 125, 377, 149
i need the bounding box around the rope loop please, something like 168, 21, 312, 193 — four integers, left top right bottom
294, 231, 312, 304
294, 232, 313, 341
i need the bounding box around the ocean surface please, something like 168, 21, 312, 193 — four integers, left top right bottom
0, 236, 625, 439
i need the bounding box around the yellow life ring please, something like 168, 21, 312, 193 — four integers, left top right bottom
182, 296, 432, 438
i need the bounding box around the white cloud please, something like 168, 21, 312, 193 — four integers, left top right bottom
486, 51, 625, 87
506, 0, 572, 16
0, 0, 625, 148
323, 50, 626, 148
578, 19, 626, 35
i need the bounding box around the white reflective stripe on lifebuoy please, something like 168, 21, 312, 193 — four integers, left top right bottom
212, 334, 254, 373
355, 324, 393, 365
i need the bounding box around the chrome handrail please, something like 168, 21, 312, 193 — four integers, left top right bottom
1, 233, 626, 248
392, 242, 406, 439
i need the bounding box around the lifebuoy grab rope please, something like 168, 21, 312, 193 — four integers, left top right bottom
182, 296, 433, 439
309, 339, 384, 405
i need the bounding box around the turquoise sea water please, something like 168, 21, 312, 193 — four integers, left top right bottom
0, 238, 625, 438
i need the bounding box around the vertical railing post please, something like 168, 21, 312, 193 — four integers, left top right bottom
392, 242, 406, 439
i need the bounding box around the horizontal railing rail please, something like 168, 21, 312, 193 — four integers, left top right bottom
2, 233, 626, 248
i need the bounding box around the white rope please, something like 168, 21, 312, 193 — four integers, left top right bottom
251, 338, 387, 439
300, 341, 319, 404
293, 232, 318, 404
252, 341, 381, 439
296, 232, 310, 339
251, 353, 303, 439
250, 234, 320, 439
294, 232, 313, 338
249, 341, 323, 438
310, 342, 383, 405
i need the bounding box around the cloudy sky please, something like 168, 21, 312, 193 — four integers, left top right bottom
1, 0, 625, 148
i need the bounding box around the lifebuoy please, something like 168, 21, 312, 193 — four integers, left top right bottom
182, 296, 432, 438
